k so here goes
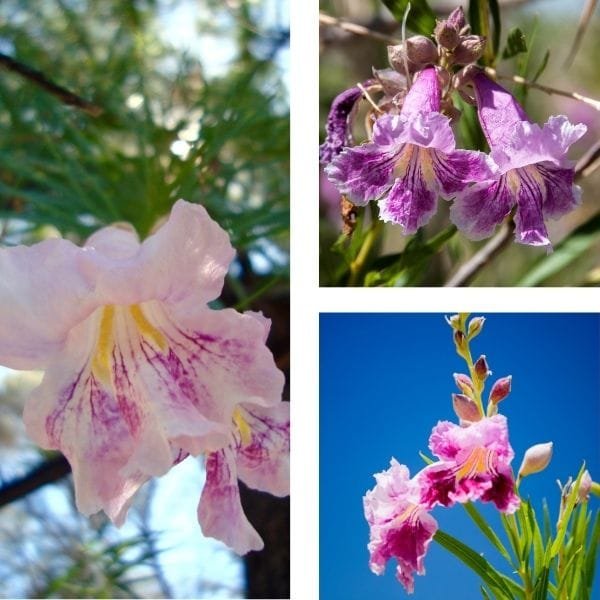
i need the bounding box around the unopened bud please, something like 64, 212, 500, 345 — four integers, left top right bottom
446, 313, 469, 332
388, 45, 418, 74
434, 20, 460, 50
447, 6, 466, 30
372, 67, 406, 98
453, 64, 479, 90
467, 316, 485, 340
474, 355, 490, 381
518, 442, 553, 478
454, 330, 469, 359
489, 376, 512, 404
578, 470, 593, 502
453, 373, 474, 395
405, 35, 439, 65
453, 35, 487, 65
453, 393, 481, 422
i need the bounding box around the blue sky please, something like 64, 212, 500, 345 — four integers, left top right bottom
320, 313, 600, 600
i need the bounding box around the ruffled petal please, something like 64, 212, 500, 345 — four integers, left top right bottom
235, 402, 290, 497
450, 176, 513, 240
378, 147, 438, 233
0, 239, 99, 369
537, 163, 581, 219
198, 447, 264, 554
325, 140, 399, 205
82, 200, 235, 309
431, 149, 496, 194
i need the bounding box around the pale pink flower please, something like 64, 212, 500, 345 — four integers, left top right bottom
0, 200, 286, 552
364, 459, 438, 594
420, 415, 520, 513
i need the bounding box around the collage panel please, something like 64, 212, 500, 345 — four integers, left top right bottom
319, 1, 600, 286
320, 313, 600, 599
0, 1, 289, 599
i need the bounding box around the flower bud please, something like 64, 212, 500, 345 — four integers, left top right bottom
474, 355, 490, 381
454, 330, 469, 359
452, 64, 479, 90
388, 45, 418, 74
467, 316, 485, 340
446, 313, 469, 332
489, 375, 512, 404
453, 35, 487, 65
453, 373, 474, 395
452, 393, 481, 422
434, 20, 460, 50
405, 35, 439, 65
518, 442, 553, 478
578, 470, 592, 502
447, 6, 466, 30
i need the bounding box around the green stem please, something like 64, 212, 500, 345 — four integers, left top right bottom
348, 204, 382, 285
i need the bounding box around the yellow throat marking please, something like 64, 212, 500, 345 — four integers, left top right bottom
91, 304, 167, 385
233, 408, 253, 446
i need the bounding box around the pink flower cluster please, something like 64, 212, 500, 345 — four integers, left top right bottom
364, 414, 519, 593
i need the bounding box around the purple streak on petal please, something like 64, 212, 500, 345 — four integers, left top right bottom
450, 176, 513, 240
378, 148, 438, 233
400, 67, 441, 118
325, 142, 398, 205
473, 72, 528, 149
481, 469, 520, 513
430, 149, 494, 195
537, 163, 581, 218
513, 168, 550, 246
198, 447, 264, 555
319, 85, 366, 164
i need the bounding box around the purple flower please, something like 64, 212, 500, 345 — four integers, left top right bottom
319, 84, 366, 164
364, 459, 438, 594
419, 415, 520, 513
326, 67, 490, 234
451, 73, 587, 246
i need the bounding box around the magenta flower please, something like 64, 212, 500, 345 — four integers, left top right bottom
420, 415, 520, 513
364, 459, 438, 594
326, 67, 490, 234
451, 73, 587, 246
0, 200, 286, 551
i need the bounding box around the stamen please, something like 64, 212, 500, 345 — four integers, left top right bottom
454, 446, 496, 481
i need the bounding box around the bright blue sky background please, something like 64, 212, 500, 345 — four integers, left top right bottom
320, 314, 600, 600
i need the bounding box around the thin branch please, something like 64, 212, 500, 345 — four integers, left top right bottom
0, 52, 104, 117
575, 139, 600, 179
0, 454, 71, 509
484, 67, 600, 112
564, 0, 598, 69
444, 221, 515, 287
319, 13, 401, 46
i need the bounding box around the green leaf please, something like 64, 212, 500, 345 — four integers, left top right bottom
434, 530, 524, 599
468, 0, 501, 65
584, 510, 600, 594
380, 0, 436, 36
502, 27, 528, 59
532, 567, 550, 600
463, 502, 514, 564
419, 450, 434, 465
531, 49, 550, 83
517, 213, 600, 286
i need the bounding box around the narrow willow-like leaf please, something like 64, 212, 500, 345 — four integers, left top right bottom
532, 566, 550, 600
418, 451, 434, 465
584, 511, 600, 594
463, 502, 513, 564
468, 0, 500, 65
434, 530, 524, 599
500, 513, 521, 564
380, 0, 436, 36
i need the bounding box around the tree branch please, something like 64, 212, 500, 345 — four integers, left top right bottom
0, 454, 71, 509
0, 52, 103, 117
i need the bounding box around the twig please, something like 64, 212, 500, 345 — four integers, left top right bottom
0, 454, 71, 509
484, 67, 600, 112
564, 0, 598, 69
444, 221, 515, 287
575, 139, 600, 180
319, 13, 401, 46
0, 52, 103, 117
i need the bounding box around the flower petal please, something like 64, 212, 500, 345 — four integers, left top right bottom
0, 239, 99, 369
400, 67, 441, 118
235, 402, 290, 497
431, 149, 495, 194
198, 448, 264, 554
513, 168, 551, 246
325, 140, 398, 205
378, 147, 438, 233
537, 163, 581, 219
450, 176, 513, 240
